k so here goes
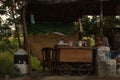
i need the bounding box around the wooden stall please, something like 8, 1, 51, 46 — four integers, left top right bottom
23, 0, 120, 74
54, 46, 97, 75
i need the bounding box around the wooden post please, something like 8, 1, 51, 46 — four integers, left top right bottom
22, 1, 32, 74
99, 0, 110, 34
100, 0, 103, 35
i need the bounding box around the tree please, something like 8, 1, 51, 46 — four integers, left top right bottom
81, 16, 100, 36
0, 0, 25, 48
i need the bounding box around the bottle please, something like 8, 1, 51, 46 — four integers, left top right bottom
90, 37, 95, 47
78, 41, 82, 47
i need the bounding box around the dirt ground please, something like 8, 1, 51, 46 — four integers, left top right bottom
28, 32, 79, 60
7, 71, 120, 80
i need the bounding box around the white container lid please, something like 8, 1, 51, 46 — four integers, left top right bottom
15, 48, 28, 55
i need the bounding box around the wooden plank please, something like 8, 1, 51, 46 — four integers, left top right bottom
59, 48, 93, 62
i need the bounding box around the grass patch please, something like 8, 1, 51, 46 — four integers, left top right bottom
0, 52, 14, 78
0, 37, 42, 78
31, 55, 42, 71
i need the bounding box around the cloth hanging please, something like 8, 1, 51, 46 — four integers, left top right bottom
30, 14, 35, 24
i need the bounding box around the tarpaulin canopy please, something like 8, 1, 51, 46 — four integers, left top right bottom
26, 0, 120, 21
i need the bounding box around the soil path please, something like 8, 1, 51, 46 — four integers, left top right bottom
9, 71, 120, 80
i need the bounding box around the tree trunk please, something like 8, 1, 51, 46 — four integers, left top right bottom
11, 1, 22, 48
